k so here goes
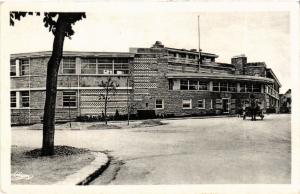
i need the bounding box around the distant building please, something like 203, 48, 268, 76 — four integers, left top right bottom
10, 41, 281, 124
280, 89, 291, 113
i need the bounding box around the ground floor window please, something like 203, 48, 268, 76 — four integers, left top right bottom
63, 91, 77, 107
155, 99, 164, 109
11, 91, 16, 108
198, 99, 205, 109
20, 91, 29, 107
182, 99, 192, 109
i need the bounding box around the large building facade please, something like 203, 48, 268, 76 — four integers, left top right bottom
10, 41, 281, 124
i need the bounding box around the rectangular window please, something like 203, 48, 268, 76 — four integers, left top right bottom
198, 99, 205, 109
10, 60, 16, 76
63, 91, 77, 107
246, 83, 252, 92
240, 83, 246, 92
11, 91, 16, 108
213, 82, 220, 91
155, 99, 164, 109
220, 82, 228, 92
228, 83, 237, 92
198, 82, 208, 91
178, 53, 186, 58
20, 91, 29, 107
114, 61, 129, 74
180, 80, 188, 90
20, 59, 29, 76
81, 58, 96, 74
62, 58, 76, 74
98, 60, 113, 74
182, 99, 192, 109
189, 80, 198, 90
252, 83, 261, 93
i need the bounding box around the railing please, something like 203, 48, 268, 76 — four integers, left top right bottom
168, 57, 198, 65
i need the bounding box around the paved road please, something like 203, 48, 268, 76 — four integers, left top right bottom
12, 114, 291, 184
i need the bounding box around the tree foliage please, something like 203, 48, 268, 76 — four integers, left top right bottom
99, 77, 119, 125
10, 11, 86, 38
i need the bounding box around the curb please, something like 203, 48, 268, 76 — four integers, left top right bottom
56, 151, 110, 185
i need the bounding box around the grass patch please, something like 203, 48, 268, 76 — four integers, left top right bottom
87, 124, 122, 130
132, 119, 166, 128
11, 145, 95, 185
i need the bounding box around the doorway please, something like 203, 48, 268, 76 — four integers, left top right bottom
222, 98, 230, 114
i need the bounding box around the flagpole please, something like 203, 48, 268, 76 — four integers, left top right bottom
198, 15, 201, 70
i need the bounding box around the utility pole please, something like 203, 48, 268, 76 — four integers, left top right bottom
68, 77, 71, 128
127, 76, 130, 125
198, 15, 201, 71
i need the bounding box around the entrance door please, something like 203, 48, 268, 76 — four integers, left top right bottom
222, 98, 230, 113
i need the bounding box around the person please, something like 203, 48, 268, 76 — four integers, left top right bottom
250, 94, 256, 121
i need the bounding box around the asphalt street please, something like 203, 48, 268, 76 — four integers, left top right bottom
12, 114, 291, 184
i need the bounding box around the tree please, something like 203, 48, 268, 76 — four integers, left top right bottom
10, 12, 86, 156
99, 77, 119, 125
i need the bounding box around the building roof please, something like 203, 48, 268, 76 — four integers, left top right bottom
165, 47, 218, 58
166, 72, 275, 84
266, 68, 282, 87
11, 51, 135, 59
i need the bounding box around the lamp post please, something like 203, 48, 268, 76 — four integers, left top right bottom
127, 75, 130, 125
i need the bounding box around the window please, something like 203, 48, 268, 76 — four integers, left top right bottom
182, 99, 192, 109
81, 58, 96, 74
62, 58, 76, 74
189, 80, 198, 90
198, 99, 205, 109
20, 59, 29, 76
10, 60, 16, 76
11, 91, 16, 108
213, 82, 220, 91
169, 80, 174, 90
228, 83, 237, 92
252, 83, 261, 93
220, 82, 228, 92
198, 82, 208, 91
114, 58, 129, 74
20, 91, 29, 107
155, 99, 164, 109
188, 54, 196, 59
240, 83, 246, 92
63, 91, 77, 107
97, 58, 113, 74
178, 53, 186, 58
180, 80, 188, 90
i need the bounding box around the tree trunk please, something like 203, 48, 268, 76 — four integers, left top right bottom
104, 86, 108, 125
41, 15, 67, 156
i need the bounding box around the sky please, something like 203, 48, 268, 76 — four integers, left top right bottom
7, 6, 290, 92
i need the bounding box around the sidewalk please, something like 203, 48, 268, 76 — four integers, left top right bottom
56, 151, 110, 185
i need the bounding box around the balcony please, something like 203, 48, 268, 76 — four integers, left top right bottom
168, 57, 198, 65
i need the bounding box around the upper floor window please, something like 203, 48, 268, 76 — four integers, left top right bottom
240, 83, 261, 93
63, 91, 77, 107
10, 60, 16, 76
213, 82, 220, 91
228, 83, 237, 92
114, 58, 129, 75
81, 58, 97, 74
178, 53, 186, 58
62, 58, 76, 74
189, 80, 198, 90
180, 80, 188, 90
10, 91, 16, 108
20, 59, 29, 76
20, 91, 29, 107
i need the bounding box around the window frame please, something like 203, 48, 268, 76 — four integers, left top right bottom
10, 91, 17, 108
155, 99, 164, 109
182, 99, 192, 109
20, 58, 30, 76
61, 58, 76, 74
197, 99, 205, 109
20, 91, 30, 108
63, 91, 77, 107
10, 60, 16, 76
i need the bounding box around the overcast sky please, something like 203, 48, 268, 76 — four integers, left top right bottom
8, 7, 290, 92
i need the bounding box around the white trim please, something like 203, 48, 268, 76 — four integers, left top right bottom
155, 99, 164, 109
182, 99, 192, 109
197, 99, 206, 109
210, 99, 213, 109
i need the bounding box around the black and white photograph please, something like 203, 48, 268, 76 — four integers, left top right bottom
0, 1, 299, 194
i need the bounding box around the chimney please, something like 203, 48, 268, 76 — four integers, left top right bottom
231, 54, 247, 75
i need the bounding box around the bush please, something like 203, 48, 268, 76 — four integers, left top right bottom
137, 110, 156, 119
